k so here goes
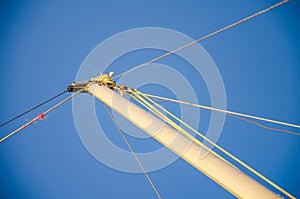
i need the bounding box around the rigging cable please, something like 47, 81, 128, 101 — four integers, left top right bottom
142, 93, 300, 135
0, 90, 68, 128
129, 89, 295, 199
103, 104, 163, 199
0, 89, 84, 143
227, 113, 300, 136
112, 0, 290, 79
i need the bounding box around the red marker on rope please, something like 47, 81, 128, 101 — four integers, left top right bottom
0, 89, 83, 143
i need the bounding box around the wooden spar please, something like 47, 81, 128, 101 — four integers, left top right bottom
87, 84, 281, 199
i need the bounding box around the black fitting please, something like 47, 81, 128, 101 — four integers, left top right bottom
67, 85, 74, 92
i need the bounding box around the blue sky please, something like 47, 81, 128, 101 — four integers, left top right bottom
0, 0, 299, 198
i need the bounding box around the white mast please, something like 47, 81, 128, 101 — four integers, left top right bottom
87, 84, 281, 199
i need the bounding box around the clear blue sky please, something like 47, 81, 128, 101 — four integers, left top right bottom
0, 0, 299, 198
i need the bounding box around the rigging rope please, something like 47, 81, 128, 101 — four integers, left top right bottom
0, 90, 67, 128
112, 0, 289, 79
129, 89, 295, 199
143, 93, 300, 135
103, 104, 162, 199
129, 91, 230, 161
227, 113, 300, 136
0, 89, 83, 143
99, 0, 292, 196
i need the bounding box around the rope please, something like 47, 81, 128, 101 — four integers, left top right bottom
113, 0, 290, 79
103, 104, 162, 199
0, 89, 83, 143
227, 113, 300, 136
129, 91, 230, 162
0, 90, 67, 128
143, 93, 300, 135
131, 89, 295, 199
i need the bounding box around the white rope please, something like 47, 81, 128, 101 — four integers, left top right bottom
103, 104, 162, 199
133, 90, 296, 199
143, 93, 300, 131
0, 89, 84, 143
113, 0, 290, 79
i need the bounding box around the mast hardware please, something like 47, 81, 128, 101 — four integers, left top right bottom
67, 72, 134, 96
